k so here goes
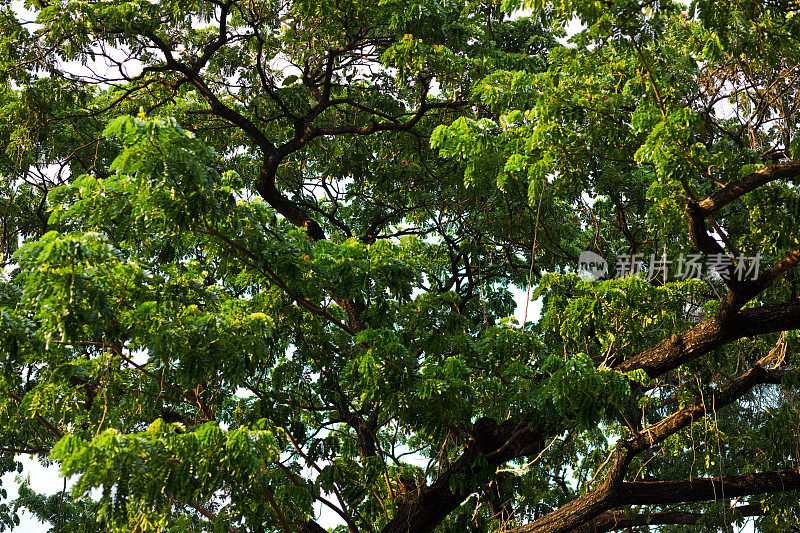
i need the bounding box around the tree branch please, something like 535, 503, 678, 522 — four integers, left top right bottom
509, 363, 790, 533
616, 470, 800, 506
574, 504, 764, 532
697, 159, 800, 215
615, 300, 800, 378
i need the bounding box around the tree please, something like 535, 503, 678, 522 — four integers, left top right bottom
1, 0, 800, 530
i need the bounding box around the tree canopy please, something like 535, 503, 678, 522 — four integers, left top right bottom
2, 0, 800, 531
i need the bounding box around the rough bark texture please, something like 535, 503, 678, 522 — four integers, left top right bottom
297, 520, 329, 533
573, 504, 764, 533
383, 418, 544, 533
510, 469, 797, 533
616, 301, 800, 377
10, 3, 800, 532
615, 471, 800, 506
505, 363, 797, 533
383, 295, 800, 533
168, 18, 800, 527
697, 160, 800, 215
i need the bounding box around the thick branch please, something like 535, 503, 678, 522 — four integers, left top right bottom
381, 448, 480, 533
384, 297, 800, 532
134, 26, 276, 153
297, 520, 329, 533
615, 300, 800, 378
630, 364, 769, 453
616, 470, 800, 506
190, 1, 232, 74
685, 161, 800, 297
510, 362, 786, 533
254, 162, 327, 242
697, 159, 800, 215
382, 418, 544, 533
0, 445, 51, 455
574, 504, 764, 533
735, 300, 800, 338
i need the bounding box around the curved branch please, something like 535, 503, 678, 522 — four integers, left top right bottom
614, 470, 800, 506
697, 159, 800, 216
615, 300, 800, 378
574, 504, 764, 533
509, 363, 792, 533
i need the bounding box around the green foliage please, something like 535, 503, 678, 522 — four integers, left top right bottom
51, 420, 281, 531
1, 0, 800, 531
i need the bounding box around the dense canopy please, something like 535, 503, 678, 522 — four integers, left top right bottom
2, 0, 800, 531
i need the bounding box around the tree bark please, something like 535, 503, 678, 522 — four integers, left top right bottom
573, 504, 764, 533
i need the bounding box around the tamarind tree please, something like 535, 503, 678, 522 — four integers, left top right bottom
2, 0, 800, 531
